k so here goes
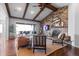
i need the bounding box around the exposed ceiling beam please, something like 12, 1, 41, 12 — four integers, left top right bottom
40, 4, 58, 22
33, 7, 45, 20
10, 16, 40, 22
23, 3, 29, 18
5, 3, 11, 17
45, 4, 57, 11
33, 3, 57, 21
5, 3, 40, 22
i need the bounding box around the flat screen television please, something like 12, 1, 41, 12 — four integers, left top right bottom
43, 25, 49, 31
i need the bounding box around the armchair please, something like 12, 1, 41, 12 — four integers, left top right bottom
33, 35, 47, 53
53, 33, 66, 46
17, 36, 29, 49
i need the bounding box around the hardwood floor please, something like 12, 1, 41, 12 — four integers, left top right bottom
18, 44, 65, 56
5, 39, 16, 56
48, 45, 79, 56
5, 39, 79, 56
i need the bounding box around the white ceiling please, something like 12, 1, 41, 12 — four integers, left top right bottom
25, 3, 40, 20
8, 3, 26, 18
35, 8, 52, 21
8, 3, 68, 21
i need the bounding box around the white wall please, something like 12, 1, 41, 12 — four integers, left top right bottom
68, 4, 75, 46
0, 4, 9, 40
74, 4, 79, 48
9, 18, 41, 37
0, 3, 9, 55
68, 3, 79, 48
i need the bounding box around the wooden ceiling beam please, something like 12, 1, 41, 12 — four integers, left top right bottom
23, 3, 29, 18
33, 7, 45, 20
5, 3, 11, 17
5, 3, 40, 22
10, 16, 40, 22
45, 4, 57, 11
41, 4, 58, 22
5, 3, 57, 22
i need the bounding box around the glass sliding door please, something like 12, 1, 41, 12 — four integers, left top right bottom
16, 23, 35, 36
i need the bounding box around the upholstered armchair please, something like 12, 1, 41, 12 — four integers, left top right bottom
53, 33, 66, 46
17, 36, 29, 49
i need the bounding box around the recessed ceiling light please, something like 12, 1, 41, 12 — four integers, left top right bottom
31, 11, 35, 14
15, 7, 22, 12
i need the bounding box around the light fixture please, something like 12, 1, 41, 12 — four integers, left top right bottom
15, 7, 22, 12
31, 11, 35, 14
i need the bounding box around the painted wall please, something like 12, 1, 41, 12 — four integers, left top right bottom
74, 4, 79, 48
68, 3, 79, 48
0, 3, 9, 55
9, 18, 41, 37
68, 4, 75, 46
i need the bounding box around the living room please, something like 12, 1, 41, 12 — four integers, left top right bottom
0, 3, 79, 56
8, 3, 69, 56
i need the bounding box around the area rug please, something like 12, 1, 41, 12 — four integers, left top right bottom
17, 43, 66, 56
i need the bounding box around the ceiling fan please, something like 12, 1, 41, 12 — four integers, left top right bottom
33, 3, 51, 9
33, 3, 57, 11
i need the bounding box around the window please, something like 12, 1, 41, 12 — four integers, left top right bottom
0, 24, 3, 33
16, 23, 34, 35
